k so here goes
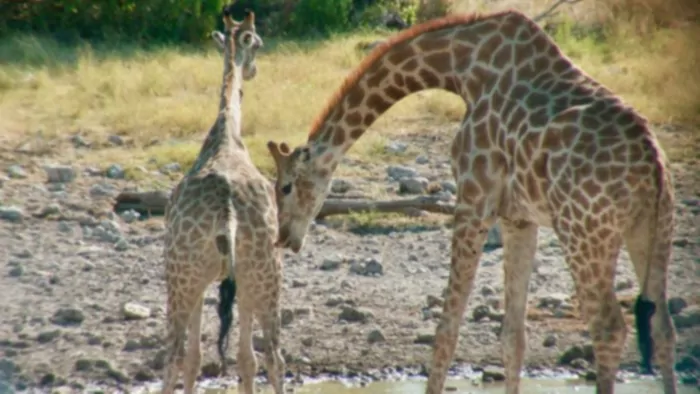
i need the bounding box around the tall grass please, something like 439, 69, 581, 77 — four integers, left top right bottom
0, 0, 698, 179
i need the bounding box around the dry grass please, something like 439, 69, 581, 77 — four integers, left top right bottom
0, 0, 698, 180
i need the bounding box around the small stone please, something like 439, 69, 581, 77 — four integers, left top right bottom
51, 308, 85, 326
120, 209, 140, 223
114, 238, 129, 251
133, 368, 155, 382
485, 224, 503, 248
200, 362, 219, 378
330, 179, 353, 194
387, 165, 418, 180
7, 164, 27, 179
615, 277, 634, 291
107, 135, 125, 146
281, 309, 294, 327
71, 134, 90, 147
89, 184, 116, 198
105, 368, 130, 383
414, 332, 435, 345
543, 334, 557, 348
668, 297, 688, 315
301, 337, 314, 347
367, 329, 385, 344
415, 155, 430, 164
105, 164, 125, 179
44, 165, 76, 183
481, 366, 505, 382
36, 330, 61, 344
537, 293, 569, 309
672, 304, 700, 329
364, 258, 383, 276
160, 162, 181, 174
570, 358, 589, 370
122, 303, 151, 320
480, 285, 495, 297
0, 206, 24, 223
320, 258, 342, 271
338, 306, 373, 323
74, 359, 92, 371
426, 295, 443, 308
385, 141, 408, 154
398, 176, 429, 194
8, 266, 23, 277
472, 305, 492, 322
291, 279, 307, 288
440, 181, 457, 194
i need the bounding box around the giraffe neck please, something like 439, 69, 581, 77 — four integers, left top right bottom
191, 35, 245, 173
307, 11, 610, 169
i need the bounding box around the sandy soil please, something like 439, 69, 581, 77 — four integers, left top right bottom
0, 121, 698, 393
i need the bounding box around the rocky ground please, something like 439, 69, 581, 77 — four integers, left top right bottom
0, 122, 699, 393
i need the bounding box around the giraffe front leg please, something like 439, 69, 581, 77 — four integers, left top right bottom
259, 306, 285, 394
499, 219, 538, 394
237, 305, 257, 394
426, 205, 489, 394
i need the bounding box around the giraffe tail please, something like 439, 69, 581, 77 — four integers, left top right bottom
216, 206, 237, 376
633, 145, 665, 376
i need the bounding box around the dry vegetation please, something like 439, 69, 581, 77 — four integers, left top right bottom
0, 0, 698, 179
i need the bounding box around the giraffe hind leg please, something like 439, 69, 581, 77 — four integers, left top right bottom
500, 219, 538, 394
258, 306, 285, 394
183, 298, 204, 394
624, 219, 677, 394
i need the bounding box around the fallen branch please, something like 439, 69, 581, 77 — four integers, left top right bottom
112, 190, 454, 219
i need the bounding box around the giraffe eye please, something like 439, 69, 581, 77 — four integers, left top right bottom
281, 183, 292, 195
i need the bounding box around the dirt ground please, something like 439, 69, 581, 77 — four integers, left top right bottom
0, 120, 699, 393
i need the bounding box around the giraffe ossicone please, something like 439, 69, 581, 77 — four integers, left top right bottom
161, 4, 285, 394
268, 9, 677, 394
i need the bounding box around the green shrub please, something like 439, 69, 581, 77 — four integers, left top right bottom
289, 0, 353, 35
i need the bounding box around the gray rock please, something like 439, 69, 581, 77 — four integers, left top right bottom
385, 141, 408, 154
440, 181, 457, 194
672, 304, 700, 329
281, 308, 294, 327
90, 183, 117, 198
320, 257, 343, 271
7, 164, 27, 179
472, 305, 493, 322
105, 164, 125, 179
71, 135, 90, 148
415, 155, 430, 164
120, 209, 141, 223
160, 162, 181, 174
338, 306, 373, 323
543, 334, 557, 347
537, 293, 570, 309
367, 329, 386, 344
108, 135, 125, 146
44, 164, 76, 183
36, 330, 61, 344
331, 178, 353, 194
8, 266, 23, 277
51, 307, 85, 326
414, 332, 435, 345
349, 257, 384, 276
668, 296, 688, 315
387, 165, 418, 180
481, 366, 506, 382
399, 176, 429, 194
0, 206, 24, 223
122, 303, 151, 320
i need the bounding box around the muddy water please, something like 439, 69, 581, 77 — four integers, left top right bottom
140, 377, 693, 393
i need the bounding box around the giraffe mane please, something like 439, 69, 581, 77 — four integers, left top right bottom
306, 9, 515, 140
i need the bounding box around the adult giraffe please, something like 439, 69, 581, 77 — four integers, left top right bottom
267, 9, 678, 394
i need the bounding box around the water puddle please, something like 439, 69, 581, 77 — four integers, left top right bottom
135, 377, 693, 394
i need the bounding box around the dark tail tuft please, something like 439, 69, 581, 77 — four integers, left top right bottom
217, 277, 237, 375
634, 295, 656, 375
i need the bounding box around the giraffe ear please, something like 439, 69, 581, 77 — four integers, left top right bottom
211, 31, 225, 50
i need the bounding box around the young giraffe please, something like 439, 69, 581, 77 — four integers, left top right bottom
161, 7, 285, 394
266, 10, 677, 394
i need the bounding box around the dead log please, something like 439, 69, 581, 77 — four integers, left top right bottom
112, 189, 455, 219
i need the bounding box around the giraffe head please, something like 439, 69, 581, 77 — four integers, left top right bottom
211, 6, 263, 81
267, 141, 334, 253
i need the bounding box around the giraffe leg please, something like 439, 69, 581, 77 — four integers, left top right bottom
182, 297, 204, 394
161, 282, 191, 394
624, 224, 677, 394
237, 305, 257, 394
500, 219, 539, 394
558, 226, 626, 394
426, 205, 489, 394
258, 306, 285, 394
